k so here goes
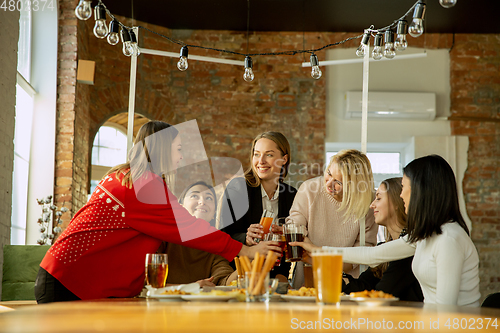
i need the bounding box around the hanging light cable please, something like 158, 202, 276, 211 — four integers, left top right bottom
395, 20, 408, 51
243, 56, 255, 82
310, 53, 322, 79
177, 46, 189, 71
75, 0, 92, 20
355, 31, 371, 58
409, 1, 426, 38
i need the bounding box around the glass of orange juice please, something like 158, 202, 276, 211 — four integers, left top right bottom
145, 253, 168, 288
259, 210, 274, 234
311, 248, 343, 305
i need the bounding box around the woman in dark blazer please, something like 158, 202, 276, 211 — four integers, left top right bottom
219, 132, 297, 281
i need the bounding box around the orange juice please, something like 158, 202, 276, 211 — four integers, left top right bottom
312, 250, 343, 304
260, 216, 274, 234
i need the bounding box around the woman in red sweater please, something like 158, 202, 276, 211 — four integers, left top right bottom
35, 121, 278, 303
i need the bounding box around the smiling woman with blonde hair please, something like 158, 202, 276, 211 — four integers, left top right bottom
288, 149, 378, 288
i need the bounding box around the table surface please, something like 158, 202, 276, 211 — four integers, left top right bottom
0, 298, 499, 333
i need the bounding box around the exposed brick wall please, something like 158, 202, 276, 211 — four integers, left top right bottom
448, 34, 500, 300
55, 0, 91, 221
0, 9, 19, 299
54, 2, 499, 301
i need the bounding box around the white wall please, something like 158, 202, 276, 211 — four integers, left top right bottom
325, 47, 451, 144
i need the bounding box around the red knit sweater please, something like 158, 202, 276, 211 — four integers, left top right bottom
40, 171, 242, 300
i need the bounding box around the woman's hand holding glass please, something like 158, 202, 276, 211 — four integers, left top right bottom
289, 237, 320, 264
246, 224, 264, 246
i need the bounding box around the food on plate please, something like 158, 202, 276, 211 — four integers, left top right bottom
287, 287, 317, 297
161, 289, 190, 295
349, 290, 395, 299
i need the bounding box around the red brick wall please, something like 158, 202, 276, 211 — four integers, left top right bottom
54, 2, 499, 300
448, 34, 500, 298
54, 0, 79, 222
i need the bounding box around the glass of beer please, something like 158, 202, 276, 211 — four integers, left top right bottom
311, 248, 343, 305
145, 253, 168, 288
283, 222, 305, 262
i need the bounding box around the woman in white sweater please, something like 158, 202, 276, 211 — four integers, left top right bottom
288, 149, 378, 287
292, 155, 481, 307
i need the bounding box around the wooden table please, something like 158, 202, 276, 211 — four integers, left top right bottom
0, 298, 498, 332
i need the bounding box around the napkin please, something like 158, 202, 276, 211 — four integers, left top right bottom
146, 283, 200, 297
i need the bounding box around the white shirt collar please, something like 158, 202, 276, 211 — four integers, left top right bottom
261, 184, 279, 201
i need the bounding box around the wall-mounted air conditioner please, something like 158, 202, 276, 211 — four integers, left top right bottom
345, 91, 436, 120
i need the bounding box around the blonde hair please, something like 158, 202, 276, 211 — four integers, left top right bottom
244, 132, 291, 187
105, 121, 179, 189
327, 149, 374, 220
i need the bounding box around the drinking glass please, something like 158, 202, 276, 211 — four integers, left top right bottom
145, 253, 168, 288
311, 248, 343, 305
245, 271, 270, 302
283, 222, 305, 262
264, 232, 286, 266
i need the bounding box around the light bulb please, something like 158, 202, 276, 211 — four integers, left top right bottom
372, 46, 383, 60
384, 43, 396, 59
93, 21, 108, 39
409, 18, 424, 38
355, 32, 370, 57
395, 20, 408, 51
372, 33, 383, 60
107, 19, 120, 45
243, 56, 254, 82
75, 0, 92, 20
395, 34, 408, 51
122, 41, 134, 57
177, 46, 189, 71
409, 2, 426, 38
439, 0, 457, 8
311, 66, 322, 80
121, 29, 134, 57
129, 30, 140, 56
93, 5, 108, 39
309, 53, 322, 79
383, 30, 396, 59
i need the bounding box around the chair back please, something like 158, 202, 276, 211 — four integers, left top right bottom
2, 245, 50, 301
481, 292, 500, 309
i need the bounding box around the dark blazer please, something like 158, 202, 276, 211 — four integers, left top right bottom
219, 177, 297, 278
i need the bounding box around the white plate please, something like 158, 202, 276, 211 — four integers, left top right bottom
281, 295, 316, 303
351, 297, 399, 306
281, 295, 351, 303
181, 295, 236, 302
147, 294, 184, 302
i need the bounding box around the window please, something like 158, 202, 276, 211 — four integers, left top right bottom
325, 142, 408, 188
90, 124, 128, 195
11, 8, 34, 245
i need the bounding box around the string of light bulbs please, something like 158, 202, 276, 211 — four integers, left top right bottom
74, 0, 457, 82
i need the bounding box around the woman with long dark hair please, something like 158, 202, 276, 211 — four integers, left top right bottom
293, 155, 480, 306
